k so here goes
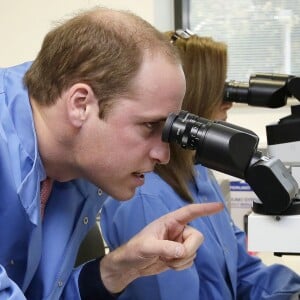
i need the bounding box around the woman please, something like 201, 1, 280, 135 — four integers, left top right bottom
100, 30, 300, 299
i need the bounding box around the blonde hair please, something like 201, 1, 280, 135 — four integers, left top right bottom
24, 7, 180, 117
155, 32, 227, 203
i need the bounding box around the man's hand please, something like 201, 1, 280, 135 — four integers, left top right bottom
100, 202, 223, 293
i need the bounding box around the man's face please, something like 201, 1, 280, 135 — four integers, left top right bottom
77, 53, 186, 200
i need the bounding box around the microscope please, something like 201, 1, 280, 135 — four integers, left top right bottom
224, 74, 300, 254
162, 73, 300, 254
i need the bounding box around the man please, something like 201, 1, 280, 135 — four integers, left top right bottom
0, 7, 223, 299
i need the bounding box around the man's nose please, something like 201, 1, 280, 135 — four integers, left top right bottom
150, 142, 170, 165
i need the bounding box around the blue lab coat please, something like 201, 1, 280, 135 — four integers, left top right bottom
0, 63, 107, 299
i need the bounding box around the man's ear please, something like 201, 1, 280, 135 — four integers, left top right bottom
66, 83, 96, 128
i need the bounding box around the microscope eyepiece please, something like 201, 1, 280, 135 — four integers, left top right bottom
223, 80, 249, 104
223, 73, 295, 108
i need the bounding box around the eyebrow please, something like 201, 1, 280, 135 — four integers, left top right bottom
137, 111, 167, 122
147, 116, 168, 124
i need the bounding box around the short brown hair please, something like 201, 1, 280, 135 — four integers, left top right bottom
24, 7, 179, 116
156, 32, 227, 203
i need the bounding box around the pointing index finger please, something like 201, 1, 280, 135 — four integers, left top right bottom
167, 203, 224, 225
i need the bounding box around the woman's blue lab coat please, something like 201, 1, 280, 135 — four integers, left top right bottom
101, 166, 300, 300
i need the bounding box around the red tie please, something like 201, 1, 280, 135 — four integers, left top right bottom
40, 177, 53, 219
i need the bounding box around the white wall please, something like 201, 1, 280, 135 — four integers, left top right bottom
0, 0, 173, 67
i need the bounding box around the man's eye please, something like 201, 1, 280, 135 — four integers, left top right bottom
145, 122, 155, 130
143, 121, 164, 134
